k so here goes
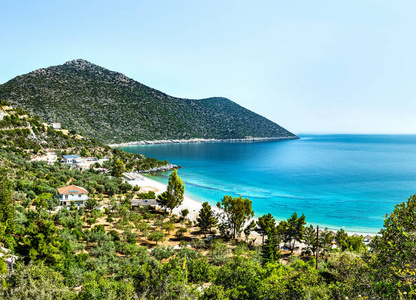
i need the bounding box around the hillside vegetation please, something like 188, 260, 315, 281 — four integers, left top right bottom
0, 102, 415, 299
0, 59, 297, 143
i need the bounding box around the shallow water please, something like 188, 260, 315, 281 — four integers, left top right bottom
118, 135, 416, 233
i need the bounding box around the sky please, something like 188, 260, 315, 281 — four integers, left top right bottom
1, 0, 415, 134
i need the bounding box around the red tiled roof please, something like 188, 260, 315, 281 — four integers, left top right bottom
57, 185, 88, 195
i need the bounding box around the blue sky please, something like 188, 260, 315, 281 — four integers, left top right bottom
1, 0, 415, 134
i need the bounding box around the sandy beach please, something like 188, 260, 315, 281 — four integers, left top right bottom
126, 173, 376, 239
126, 173, 221, 220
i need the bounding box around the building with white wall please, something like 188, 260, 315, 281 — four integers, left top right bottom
57, 185, 88, 207
62, 154, 81, 164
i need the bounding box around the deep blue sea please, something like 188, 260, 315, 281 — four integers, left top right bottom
118, 135, 416, 234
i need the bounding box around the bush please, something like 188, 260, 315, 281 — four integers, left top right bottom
151, 246, 175, 260
175, 227, 187, 238
188, 258, 216, 283
108, 230, 120, 241
92, 224, 105, 233
190, 239, 207, 249
123, 230, 138, 244
210, 239, 231, 266
148, 231, 165, 245
27, 190, 36, 200
86, 218, 97, 226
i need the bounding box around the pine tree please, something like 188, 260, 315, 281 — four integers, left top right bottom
165, 169, 185, 215
156, 191, 168, 212
197, 202, 218, 237
278, 212, 306, 254
262, 226, 281, 264
256, 213, 276, 245
112, 159, 125, 178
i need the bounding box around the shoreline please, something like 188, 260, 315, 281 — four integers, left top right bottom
128, 173, 378, 238
109, 136, 299, 147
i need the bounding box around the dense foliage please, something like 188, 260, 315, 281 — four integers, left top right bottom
0, 102, 415, 299
0, 59, 298, 143
1, 188, 415, 299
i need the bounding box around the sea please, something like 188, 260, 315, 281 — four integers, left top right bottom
118, 135, 416, 234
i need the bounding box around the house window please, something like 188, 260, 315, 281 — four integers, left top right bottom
65, 195, 68, 200
79, 194, 81, 198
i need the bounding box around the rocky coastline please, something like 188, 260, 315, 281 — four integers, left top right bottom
109, 136, 299, 147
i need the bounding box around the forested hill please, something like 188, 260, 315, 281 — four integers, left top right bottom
0, 59, 297, 144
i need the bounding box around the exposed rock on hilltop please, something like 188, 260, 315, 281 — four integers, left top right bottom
0, 59, 298, 143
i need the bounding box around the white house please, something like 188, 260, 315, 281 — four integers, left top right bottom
52, 123, 61, 129
57, 185, 89, 207
62, 154, 81, 164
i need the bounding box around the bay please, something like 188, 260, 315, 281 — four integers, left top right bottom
118, 135, 416, 234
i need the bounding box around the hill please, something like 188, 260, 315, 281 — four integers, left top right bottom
0, 59, 297, 143
0, 101, 171, 174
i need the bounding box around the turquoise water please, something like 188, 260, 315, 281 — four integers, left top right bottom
119, 135, 416, 234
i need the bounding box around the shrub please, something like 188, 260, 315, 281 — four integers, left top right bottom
151, 246, 175, 260
108, 230, 120, 241
175, 227, 187, 238
92, 224, 105, 233
190, 239, 206, 249
209, 239, 231, 266
148, 231, 165, 245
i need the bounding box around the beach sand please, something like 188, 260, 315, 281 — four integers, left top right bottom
127, 173, 221, 220
127, 173, 377, 239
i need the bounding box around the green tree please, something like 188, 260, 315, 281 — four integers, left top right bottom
302, 224, 317, 256
262, 226, 281, 263
369, 194, 416, 297
162, 221, 175, 234
0, 263, 77, 299
0, 172, 14, 227
33, 193, 53, 211
0, 257, 8, 275
156, 191, 168, 211
217, 195, 254, 240
278, 212, 306, 254
85, 197, 98, 213
335, 229, 365, 252
164, 169, 185, 215
255, 213, 276, 245
148, 231, 166, 245
112, 159, 125, 178
180, 208, 189, 219
319, 227, 334, 255
334, 228, 349, 250
196, 202, 218, 237
0, 173, 15, 249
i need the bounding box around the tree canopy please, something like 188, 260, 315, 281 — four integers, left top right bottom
197, 202, 218, 237
278, 212, 306, 253
217, 195, 254, 240
165, 169, 185, 214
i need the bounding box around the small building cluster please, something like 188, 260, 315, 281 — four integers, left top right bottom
62, 154, 108, 170
62, 154, 81, 164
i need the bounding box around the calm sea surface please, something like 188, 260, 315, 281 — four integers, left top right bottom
118, 135, 416, 234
